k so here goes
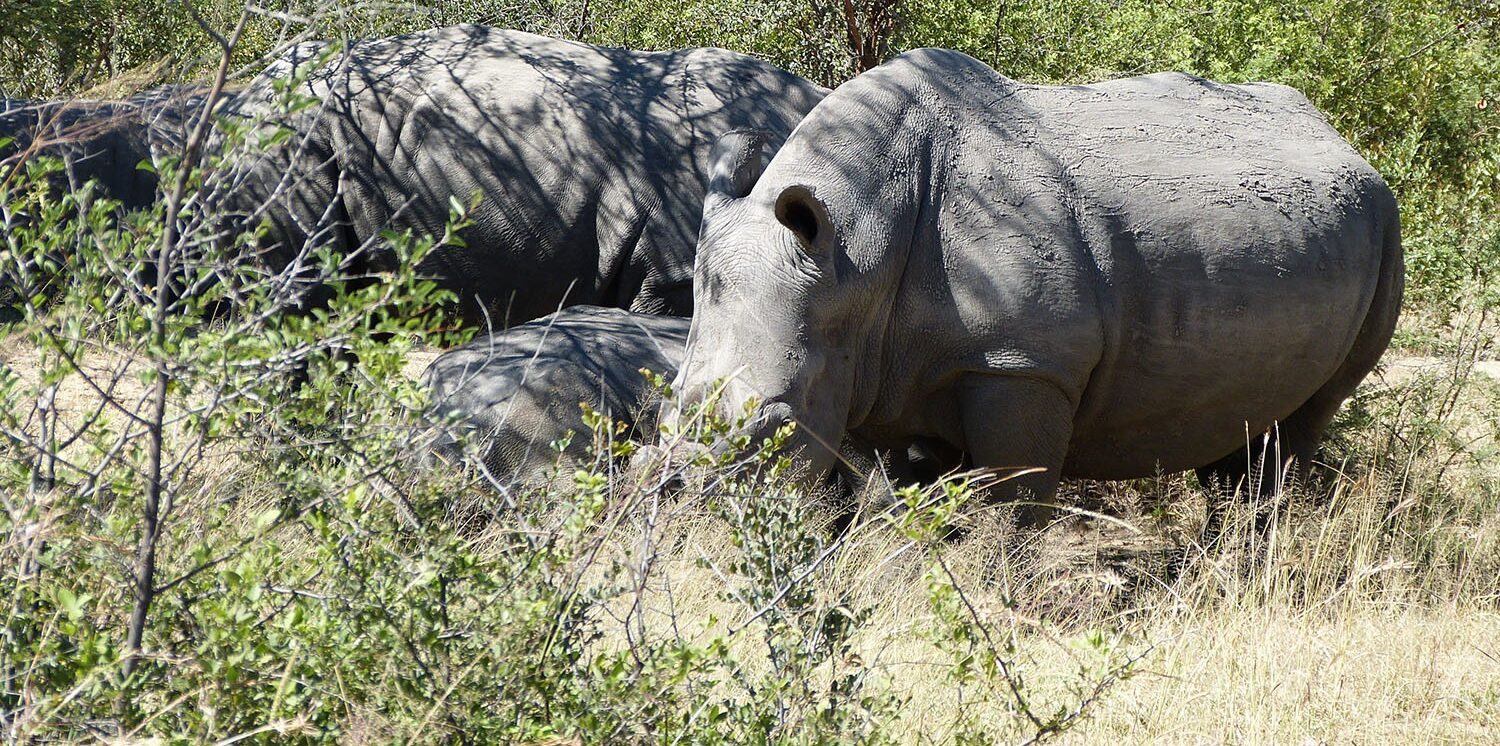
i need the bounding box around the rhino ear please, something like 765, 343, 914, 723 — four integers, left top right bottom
774, 184, 833, 255
708, 130, 770, 199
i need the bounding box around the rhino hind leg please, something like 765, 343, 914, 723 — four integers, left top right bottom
1198, 217, 1403, 546
1199, 335, 1399, 545
959, 374, 1076, 528
1196, 376, 1361, 548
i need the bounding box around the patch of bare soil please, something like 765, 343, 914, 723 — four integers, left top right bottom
1377, 354, 1500, 383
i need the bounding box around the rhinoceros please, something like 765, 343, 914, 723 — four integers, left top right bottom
1, 87, 206, 322
422, 305, 906, 501
1, 86, 204, 210
221, 24, 828, 327
674, 49, 1404, 521
423, 306, 689, 484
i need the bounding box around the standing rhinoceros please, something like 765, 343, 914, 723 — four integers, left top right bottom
673, 49, 1403, 521
221, 24, 828, 327
423, 306, 689, 484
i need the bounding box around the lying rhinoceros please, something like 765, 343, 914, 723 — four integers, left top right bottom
423, 306, 688, 484
1, 87, 206, 322
673, 49, 1403, 521
422, 305, 907, 500
1, 86, 204, 210
221, 24, 828, 327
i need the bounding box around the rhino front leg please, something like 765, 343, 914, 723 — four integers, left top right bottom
959, 374, 1076, 527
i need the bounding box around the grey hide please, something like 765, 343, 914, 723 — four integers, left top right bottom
676, 49, 1404, 515
0, 86, 204, 211
1, 87, 206, 322
221, 24, 828, 327
424, 306, 688, 484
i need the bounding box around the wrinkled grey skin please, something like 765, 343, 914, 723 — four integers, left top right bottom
222, 24, 827, 326
676, 49, 1404, 516
1, 86, 204, 210
1, 87, 206, 322
424, 306, 688, 484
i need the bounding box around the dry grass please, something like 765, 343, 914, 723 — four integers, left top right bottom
561, 332, 1500, 743
1058, 606, 1500, 744
5, 318, 1497, 742
578, 484, 1500, 741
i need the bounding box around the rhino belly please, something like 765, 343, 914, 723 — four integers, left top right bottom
1062, 234, 1381, 479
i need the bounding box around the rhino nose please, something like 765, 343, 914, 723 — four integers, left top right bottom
665, 377, 706, 424
662, 372, 719, 434
669, 352, 720, 405
673, 357, 753, 408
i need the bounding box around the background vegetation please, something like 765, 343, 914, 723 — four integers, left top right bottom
4, 0, 1497, 328
1, 0, 1497, 741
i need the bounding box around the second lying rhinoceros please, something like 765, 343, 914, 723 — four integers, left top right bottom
674, 49, 1404, 522
0, 85, 205, 211
423, 306, 687, 484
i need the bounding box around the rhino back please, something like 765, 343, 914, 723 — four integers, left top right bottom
0, 89, 200, 210
423, 307, 689, 478
440, 307, 688, 388
230, 25, 826, 325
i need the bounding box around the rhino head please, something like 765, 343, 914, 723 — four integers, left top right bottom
672, 126, 913, 475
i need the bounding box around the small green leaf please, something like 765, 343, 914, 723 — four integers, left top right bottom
56, 588, 82, 621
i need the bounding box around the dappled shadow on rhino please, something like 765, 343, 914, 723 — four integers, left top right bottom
0, 86, 207, 321
4, 26, 827, 331
672, 48, 1403, 542
422, 306, 689, 489
218, 24, 827, 328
